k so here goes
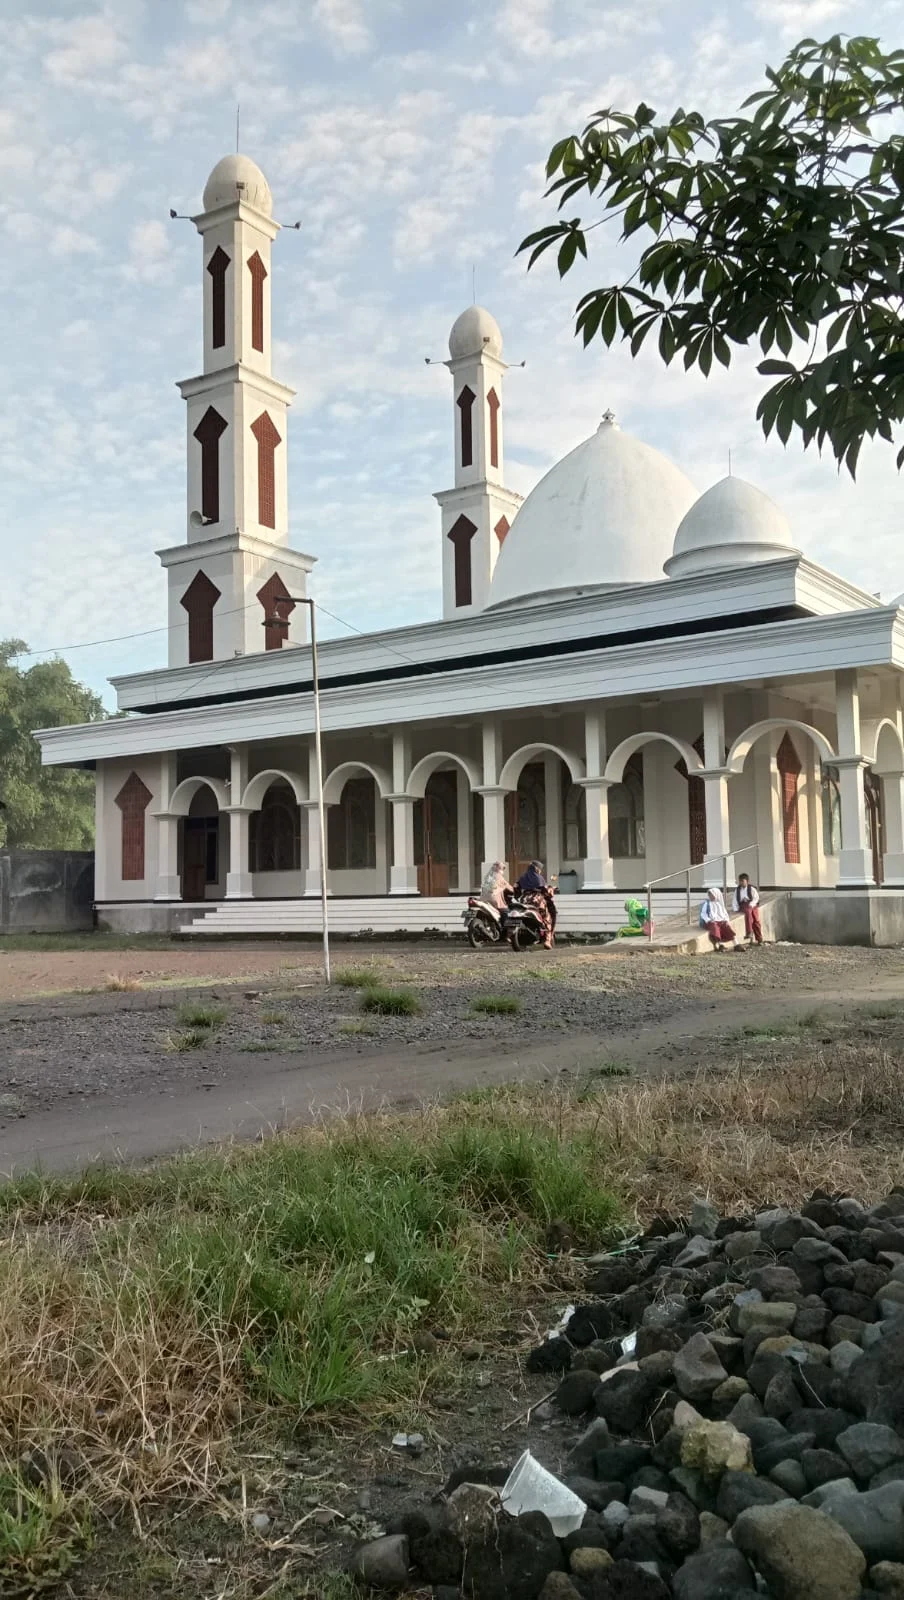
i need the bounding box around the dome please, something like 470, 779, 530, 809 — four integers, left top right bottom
203, 153, 272, 216
448, 305, 503, 360
487, 413, 697, 610
665, 475, 799, 580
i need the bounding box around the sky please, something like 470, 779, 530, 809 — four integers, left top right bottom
3, 0, 904, 706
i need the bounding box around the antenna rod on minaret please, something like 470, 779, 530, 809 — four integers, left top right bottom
236, 102, 240, 152
472, 265, 477, 305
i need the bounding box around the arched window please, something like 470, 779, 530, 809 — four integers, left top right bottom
328, 777, 376, 870
821, 763, 841, 856
505, 762, 546, 877
250, 783, 300, 873
563, 777, 587, 860
609, 752, 645, 858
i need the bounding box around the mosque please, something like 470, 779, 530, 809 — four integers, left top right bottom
35, 154, 904, 944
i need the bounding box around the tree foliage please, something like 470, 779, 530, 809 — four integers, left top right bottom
519, 34, 904, 476
0, 641, 105, 850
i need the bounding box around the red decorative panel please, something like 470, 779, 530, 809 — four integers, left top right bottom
206, 246, 230, 350
250, 410, 281, 528
257, 572, 296, 651
494, 515, 510, 545
180, 569, 221, 664
457, 384, 475, 468
193, 406, 228, 523
487, 387, 500, 468
114, 771, 152, 881
247, 251, 267, 353
447, 514, 477, 607
688, 776, 706, 865
777, 733, 802, 864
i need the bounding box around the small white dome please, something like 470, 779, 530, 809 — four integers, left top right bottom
203, 153, 273, 216
448, 305, 503, 359
487, 413, 697, 610
665, 475, 799, 580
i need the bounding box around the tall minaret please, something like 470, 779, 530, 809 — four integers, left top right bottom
434, 305, 522, 620
157, 153, 315, 667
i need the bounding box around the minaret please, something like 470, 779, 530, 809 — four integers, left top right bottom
157, 153, 315, 667
434, 305, 522, 620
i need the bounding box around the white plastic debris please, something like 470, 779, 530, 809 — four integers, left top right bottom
546, 1303, 576, 1340
620, 1330, 638, 1357
500, 1450, 586, 1537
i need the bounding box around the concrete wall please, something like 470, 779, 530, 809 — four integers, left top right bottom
1, 850, 95, 933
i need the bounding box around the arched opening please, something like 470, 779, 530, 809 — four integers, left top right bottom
865, 770, 884, 886
564, 776, 587, 862
181, 783, 223, 901
328, 776, 377, 872
776, 733, 802, 865
506, 761, 546, 880
414, 770, 458, 894
250, 780, 301, 874
821, 763, 842, 858
608, 752, 645, 860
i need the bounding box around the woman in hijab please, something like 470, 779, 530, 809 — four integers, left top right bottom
481, 861, 512, 911
516, 860, 555, 948
700, 886, 737, 951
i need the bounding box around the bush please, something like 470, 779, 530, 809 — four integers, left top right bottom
333, 968, 382, 990
471, 995, 521, 1016
360, 987, 421, 1016
175, 1003, 227, 1029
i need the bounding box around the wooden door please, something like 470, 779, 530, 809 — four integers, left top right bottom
865, 773, 883, 886
183, 820, 212, 900
415, 779, 456, 895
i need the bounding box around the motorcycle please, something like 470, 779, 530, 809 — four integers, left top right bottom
505, 888, 557, 951
462, 895, 505, 947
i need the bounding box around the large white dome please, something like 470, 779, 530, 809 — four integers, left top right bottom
487, 414, 697, 610
665, 475, 799, 580
203, 153, 273, 216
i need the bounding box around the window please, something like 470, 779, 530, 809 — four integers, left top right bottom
563, 776, 586, 860
457, 384, 475, 467
251, 784, 300, 873
777, 733, 802, 865
447, 515, 477, 608
609, 752, 645, 858
821, 763, 841, 856
206, 246, 230, 349
328, 778, 376, 870
115, 772, 152, 880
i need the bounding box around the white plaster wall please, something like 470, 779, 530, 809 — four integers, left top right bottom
166, 548, 240, 666
96, 756, 161, 901
200, 215, 274, 377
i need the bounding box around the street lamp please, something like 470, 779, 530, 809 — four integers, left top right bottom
264, 596, 330, 985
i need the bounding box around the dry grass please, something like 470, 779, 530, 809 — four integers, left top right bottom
104, 973, 143, 993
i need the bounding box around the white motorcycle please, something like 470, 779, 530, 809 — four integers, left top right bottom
462, 895, 506, 947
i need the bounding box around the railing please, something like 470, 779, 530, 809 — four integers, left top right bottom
644, 844, 761, 942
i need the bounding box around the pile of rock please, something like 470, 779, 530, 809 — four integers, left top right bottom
348, 1189, 904, 1597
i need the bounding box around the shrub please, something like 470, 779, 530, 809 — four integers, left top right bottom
175, 1003, 227, 1030
471, 995, 521, 1016
360, 987, 421, 1017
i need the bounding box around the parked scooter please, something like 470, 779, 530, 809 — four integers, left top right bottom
505, 888, 557, 951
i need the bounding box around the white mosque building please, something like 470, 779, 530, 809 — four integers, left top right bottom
35, 154, 904, 944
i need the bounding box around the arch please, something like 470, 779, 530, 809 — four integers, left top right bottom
407, 751, 481, 799
868, 719, 904, 776
726, 719, 836, 775
166, 776, 229, 817
242, 768, 307, 810
604, 732, 702, 784
499, 742, 586, 792
321, 760, 392, 807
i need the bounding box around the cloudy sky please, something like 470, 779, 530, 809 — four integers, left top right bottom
3, 0, 904, 704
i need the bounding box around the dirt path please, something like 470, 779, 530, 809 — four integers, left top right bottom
0, 941, 323, 1002
3, 963, 904, 1177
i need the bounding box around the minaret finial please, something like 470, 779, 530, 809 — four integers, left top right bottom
236, 102, 240, 153
472, 264, 477, 305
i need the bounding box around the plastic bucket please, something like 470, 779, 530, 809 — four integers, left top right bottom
500, 1450, 586, 1537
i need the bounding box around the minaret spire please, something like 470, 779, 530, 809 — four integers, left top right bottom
156, 153, 315, 667
434, 305, 522, 619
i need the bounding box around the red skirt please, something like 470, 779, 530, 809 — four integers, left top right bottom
708, 920, 735, 944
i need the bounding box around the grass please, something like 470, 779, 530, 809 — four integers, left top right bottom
333, 967, 384, 990
0, 932, 174, 953
470, 994, 522, 1015
104, 973, 144, 993
360, 985, 421, 1016
338, 1020, 377, 1036
163, 1028, 210, 1052
259, 1010, 286, 1025
0, 1470, 87, 1590
175, 1002, 227, 1029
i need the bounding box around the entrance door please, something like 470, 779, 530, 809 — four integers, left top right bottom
183, 817, 218, 900
865, 771, 883, 886
506, 763, 546, 882
415, 775, 456, 894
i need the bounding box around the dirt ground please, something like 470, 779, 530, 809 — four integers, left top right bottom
1, 938, 904, 1176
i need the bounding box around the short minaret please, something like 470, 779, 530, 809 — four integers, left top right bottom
434, 306, 522, 620
157, 153, 315, 667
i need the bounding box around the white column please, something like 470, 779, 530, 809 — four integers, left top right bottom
389, 731, 418, 893
303, 740, 329, 897
581, 708, 615, 889
225, 745, 253, 898
881, 775, 904, 885
456, 766, 473, 891
544, 752, 563, 876
478, 717, 508, 877
153, 751, 181, 900
702, 689, 733, 884
835, 669, 873, 885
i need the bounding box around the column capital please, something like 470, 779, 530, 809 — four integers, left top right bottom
387, 792, 416, 806
832, 755, 870, 770
476, 783, 510, 797
576, 775, 614, 791
698, 767, 732, 781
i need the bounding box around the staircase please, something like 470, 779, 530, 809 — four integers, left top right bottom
179, 891, 691, 939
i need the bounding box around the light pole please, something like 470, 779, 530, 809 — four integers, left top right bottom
264, 596, 330, 985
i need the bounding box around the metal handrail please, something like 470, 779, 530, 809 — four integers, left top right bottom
644, 843, 761, 941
